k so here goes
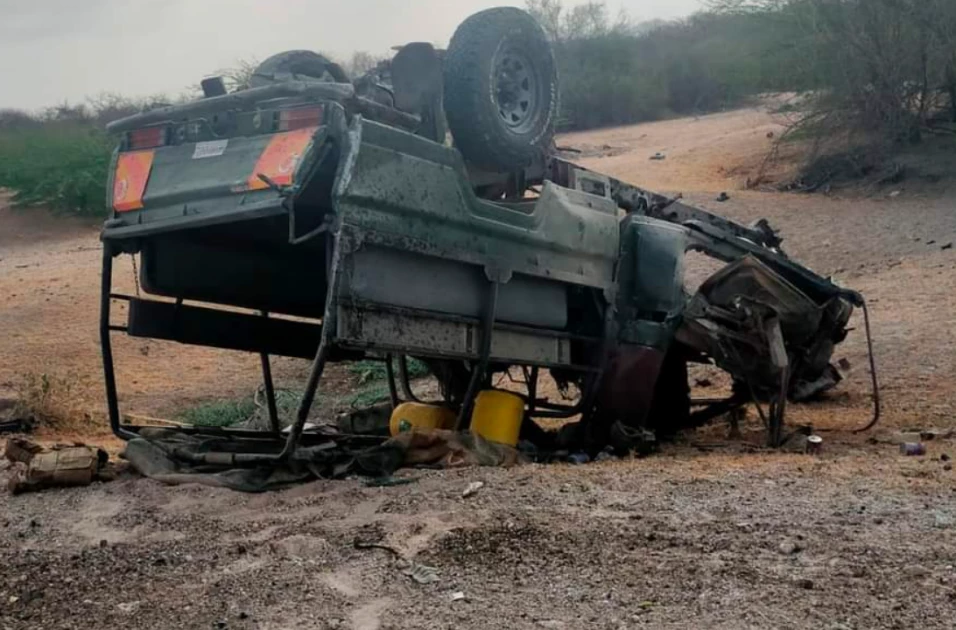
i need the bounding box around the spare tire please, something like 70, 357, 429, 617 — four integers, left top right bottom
443, 7, 558, 171
250, 50, 350, 88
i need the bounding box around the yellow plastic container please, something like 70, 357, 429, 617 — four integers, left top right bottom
389, 402, 456, 436
469, 390, 525, 447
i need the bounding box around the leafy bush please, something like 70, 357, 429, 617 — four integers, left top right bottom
0, 123, 113, 216
178, 398, 257, 427
348, 358, 430, 384
0, 95, 173, 217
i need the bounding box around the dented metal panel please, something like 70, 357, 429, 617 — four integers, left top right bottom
332, 117, 620, 290
335, 304, 572, 366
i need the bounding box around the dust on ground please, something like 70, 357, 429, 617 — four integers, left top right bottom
2, 103, 956, 629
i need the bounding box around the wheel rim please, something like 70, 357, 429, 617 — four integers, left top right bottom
493, 47, 539, 134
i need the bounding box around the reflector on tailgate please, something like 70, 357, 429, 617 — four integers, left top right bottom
113, 150, 155, 212
246, 127, 317, 191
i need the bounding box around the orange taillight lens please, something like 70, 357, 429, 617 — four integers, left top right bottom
278, 107, 323, 132
128, 126, 167, 150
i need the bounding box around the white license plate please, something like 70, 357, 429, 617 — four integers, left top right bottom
192, 139, 229, 159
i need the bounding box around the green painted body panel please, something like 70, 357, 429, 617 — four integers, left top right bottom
332, 118, 620, 290
103, 133, 290, 240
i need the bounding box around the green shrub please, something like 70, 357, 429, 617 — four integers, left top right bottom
178, 398, 257, 427
0, 123, 113, 217
348, 358, 430, 384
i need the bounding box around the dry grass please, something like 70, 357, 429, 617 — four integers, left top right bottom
13, 371, 98, 434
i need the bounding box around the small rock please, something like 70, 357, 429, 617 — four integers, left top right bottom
451, 591, 466, 602
8, 595, 19, 604
238, 612, 249, 620
888, 190, 902, 198
215, 621, 227, 630
934, 512, 954, 529
941, 453, 951, 462
716, 192, 730, 202
779, 540, 802, 555
99, 539, 108, 548
792, 577, 814, 590
567, 452, 590, 464
904, 564, 930, 578
897, 432, 922, 444
461, 481, 484, 499
945, 463, 953, 472
117, 601, 141, 614
943, 243, 954, 251
649, 152, 666, 161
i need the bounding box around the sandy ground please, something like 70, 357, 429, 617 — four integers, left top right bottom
2, 103, 956, 629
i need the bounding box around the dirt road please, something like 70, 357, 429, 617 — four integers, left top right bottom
2, 104, 956, 629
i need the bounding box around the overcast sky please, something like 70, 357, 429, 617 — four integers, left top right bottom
0, 0, 703, 111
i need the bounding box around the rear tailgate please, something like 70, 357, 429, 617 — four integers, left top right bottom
103, 121, 324, 240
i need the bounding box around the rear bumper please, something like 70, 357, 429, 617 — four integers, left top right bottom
101, 197, 287, 241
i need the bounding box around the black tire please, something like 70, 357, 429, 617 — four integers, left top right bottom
250, 50, 350, 88
443, 8, 558, 171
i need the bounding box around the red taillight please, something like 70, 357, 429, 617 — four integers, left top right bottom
128, 126, 167, 150
278, 107, 323, 132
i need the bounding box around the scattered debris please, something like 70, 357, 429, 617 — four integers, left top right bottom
779, 428, 812, 454
895, 431, 923, 444
778, 540, 802, 555
934, 512, 954, 529
900, 443, 927, 456
943, 243, 953, 251
0, 397, 31, 434
567, 453, 590, 465
791, 577, 814, 590
806, 435, 824, 455
461, 481, 484, 498
5, 438, 111, 494
792, 358, 851, 402
364, 476, 419, 488
338, 403, 392, 436
402, 562, 440, 585
903, 564, 929, 579
450, 591, 466, 602
920, 428, 955, 441
353, 538, 439, 585
715, 192, 730, 202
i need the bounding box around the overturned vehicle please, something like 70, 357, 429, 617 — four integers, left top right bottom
99, 7, 876, 463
